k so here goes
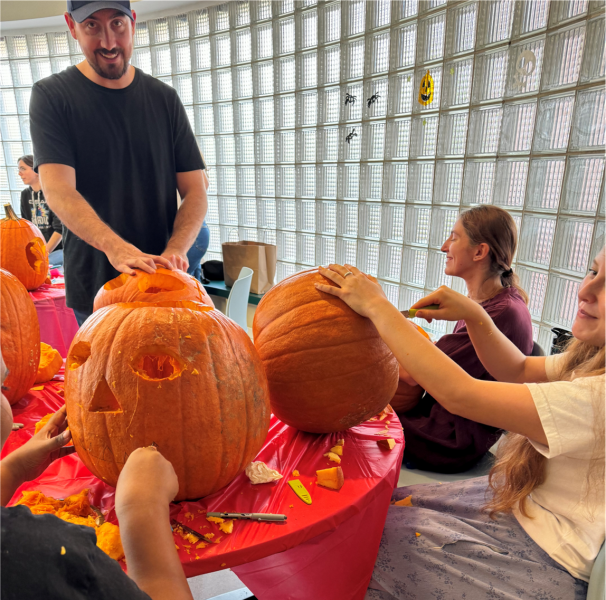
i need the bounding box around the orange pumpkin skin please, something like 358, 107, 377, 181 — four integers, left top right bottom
92, 267, 215, 312
1, 205, 49, 291
0, 269, 41, 404
35, 343, 63, 383
65, 301, 270, 501
252, 269, 399, 433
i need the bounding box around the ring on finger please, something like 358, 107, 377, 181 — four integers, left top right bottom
344, 271, 354, 278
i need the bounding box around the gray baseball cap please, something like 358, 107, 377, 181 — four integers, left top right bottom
67, 1, 134, 23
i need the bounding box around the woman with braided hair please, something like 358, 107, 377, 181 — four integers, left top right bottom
393, 205, 533, 473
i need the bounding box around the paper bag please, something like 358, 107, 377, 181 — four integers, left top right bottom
222, 241, 277, 294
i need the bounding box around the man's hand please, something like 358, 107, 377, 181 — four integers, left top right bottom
1, 406, 75, 505
106, 240, 174, 275
161, 246, 189, 272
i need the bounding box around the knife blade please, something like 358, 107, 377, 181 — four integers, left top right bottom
206, 512, 287, 522
401, 304, 440, 319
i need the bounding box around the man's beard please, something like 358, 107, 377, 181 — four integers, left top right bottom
88, 48, 130, 80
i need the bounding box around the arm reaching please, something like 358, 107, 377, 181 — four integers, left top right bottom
39, 164, 173, 275
162, 170, 208, 272
410, 286, 548, 384
116, 447, 193, 600
315, 265, 547, 446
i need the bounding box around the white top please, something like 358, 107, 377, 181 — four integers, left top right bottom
516, 352, 605, 581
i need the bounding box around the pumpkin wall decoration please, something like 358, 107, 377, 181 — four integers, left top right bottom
1, 204, 49, 291
0, 269, 40, 404
93, 267, 214, 312
252, 269, 399, 433
65, 301, 270, 501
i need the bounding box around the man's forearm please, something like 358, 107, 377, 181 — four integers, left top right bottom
42, 182, 124, 255
166, 189, 207, 254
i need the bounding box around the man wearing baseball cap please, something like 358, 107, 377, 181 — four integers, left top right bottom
29, 1, 207, 325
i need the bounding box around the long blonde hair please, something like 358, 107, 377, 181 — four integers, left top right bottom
485, 338, 605, 518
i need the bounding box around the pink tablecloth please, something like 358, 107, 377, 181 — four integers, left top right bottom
5, 380, 404, 600
29, 283, 79, 358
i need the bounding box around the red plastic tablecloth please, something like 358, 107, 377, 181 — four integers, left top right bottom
5, 381, 404, 600
29, 282, 79, 358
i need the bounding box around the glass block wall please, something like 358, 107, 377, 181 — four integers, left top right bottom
1, 0, 604, 349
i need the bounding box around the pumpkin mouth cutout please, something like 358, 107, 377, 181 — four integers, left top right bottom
103, 273, 130, 291
68, 342, 92, 370
130, 347, 185, 381
137, 273, 186, 295
25, 239, 47, 274
90, 377, 122, 413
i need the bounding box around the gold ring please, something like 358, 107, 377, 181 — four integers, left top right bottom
344, 272, 353, 277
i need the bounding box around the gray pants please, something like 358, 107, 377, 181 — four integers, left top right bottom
366, 477, 588, 600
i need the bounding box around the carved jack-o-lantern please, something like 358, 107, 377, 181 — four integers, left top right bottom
93, 267, 214, 312
1, 204, 49, 291
65, 301, 270, 501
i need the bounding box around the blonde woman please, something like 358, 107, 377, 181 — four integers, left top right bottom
316, 248, 604, 599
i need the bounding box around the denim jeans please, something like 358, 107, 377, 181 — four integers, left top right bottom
48, 249, 63, 267
186, 221, 210, 281
72, 308, 91, 328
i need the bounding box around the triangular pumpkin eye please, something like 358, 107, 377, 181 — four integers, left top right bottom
89, 377, 122, 413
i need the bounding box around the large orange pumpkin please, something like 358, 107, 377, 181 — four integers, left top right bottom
65, 301, 270, 501
1, 204, 49, 291
252, 269, 399, 433
93, 267, 214, 312
0, 269, 40, 404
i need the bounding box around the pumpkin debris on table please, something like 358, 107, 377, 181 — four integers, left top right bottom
335, 439, 345, 446
329, 445, 343, 456
377, 438, 396, 450
316, 466, 344, 490
15, 489, 124, 561
0, 269, 40, 405
35, 343, 63, 383
219, 520, 234, 534
393, 495, 413, 507
323, 451, 341, 464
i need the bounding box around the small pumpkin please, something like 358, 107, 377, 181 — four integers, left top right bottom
0, 269, 40, 404
252, 269, 399, 433
35, 343, 63, 383
65, 300, 270, 501
93, 266, 214, 312
1, 204, 49, 291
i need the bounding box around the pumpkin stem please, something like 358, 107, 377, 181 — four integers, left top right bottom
3, 204, 19, 221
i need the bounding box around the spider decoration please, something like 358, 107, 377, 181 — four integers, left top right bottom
366, 93, 381, 108
345, 129, 358, 144
344, 92, 357, 105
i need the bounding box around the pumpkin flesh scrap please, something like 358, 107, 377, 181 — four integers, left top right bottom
36, 342, 63, 383
316, 466, 344, 490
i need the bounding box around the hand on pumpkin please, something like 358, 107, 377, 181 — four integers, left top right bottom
315, 264, 391, 319
106, 240, 174, 276
2, 406, 74, 494
115, 447, 179, 515
161, 246, 189, 272
410, 286, 481, 323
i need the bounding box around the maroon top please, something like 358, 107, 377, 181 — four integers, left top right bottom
401, 287, 533, 473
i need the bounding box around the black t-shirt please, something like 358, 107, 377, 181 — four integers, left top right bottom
1, 505, 151, 600
30, 66, 205, 313
20, 187, 63, 250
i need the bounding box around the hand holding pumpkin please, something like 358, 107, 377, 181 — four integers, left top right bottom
161, 245, 189, 272
105, 240, 174, 276
1, 406, 74, 493
315, 264, 392, 319
115, 447, 179, 515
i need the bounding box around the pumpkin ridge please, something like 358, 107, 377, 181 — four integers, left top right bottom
255, 311, 355, 349
259, 332, 384, 362
254, 297, 330, 335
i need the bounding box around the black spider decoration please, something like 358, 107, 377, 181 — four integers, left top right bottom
345, 129, 358, 144
344, 92, 357, 105
367, 93, 381, 108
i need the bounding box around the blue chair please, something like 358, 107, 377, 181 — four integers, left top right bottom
225, 267, 253, 331
587, 543, 605, 600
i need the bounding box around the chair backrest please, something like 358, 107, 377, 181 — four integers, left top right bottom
226, 267, 253, 330
531, 341, 545, 357
587, 542, 605, 600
